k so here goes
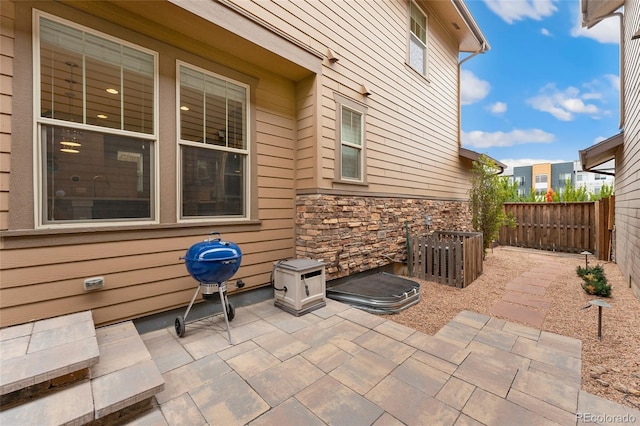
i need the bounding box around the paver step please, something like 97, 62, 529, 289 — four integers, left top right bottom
91, 321, 165, 421
0, 314, 164, 425
0, 311, 99, 397
0, 381, 94, 426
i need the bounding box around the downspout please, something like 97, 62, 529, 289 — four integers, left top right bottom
585, 12, 625, 129
457, 45, 486, 147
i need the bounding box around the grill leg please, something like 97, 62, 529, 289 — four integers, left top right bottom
219, 283, 233, 344
183, 285, 201, 322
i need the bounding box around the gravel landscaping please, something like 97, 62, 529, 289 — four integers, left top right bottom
391, 245, 640, 410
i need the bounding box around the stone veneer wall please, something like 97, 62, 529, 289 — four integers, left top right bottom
296, 194, 473, 280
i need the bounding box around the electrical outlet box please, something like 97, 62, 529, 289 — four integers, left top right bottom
84, 276, 104, 291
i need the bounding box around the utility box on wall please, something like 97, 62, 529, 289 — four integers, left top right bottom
273, 259, 326, 316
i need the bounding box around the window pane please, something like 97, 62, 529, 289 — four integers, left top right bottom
42, 124, 152, 222
40, 17, 154, 134
341, 108, 362, 146
409, 35, 425, 74
181, 145, 245, 217
410, 2, 427, 44
180, 66, 247, 149
342, 145, 361, 180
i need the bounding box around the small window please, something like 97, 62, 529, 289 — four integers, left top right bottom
334, 94, 367, 184
594, 174, 607, 180
409, 1, 428, 75
36, 12, 156, 225
535, 174, 548, 184
341, 106, 363, 180
178, 63, 249, 219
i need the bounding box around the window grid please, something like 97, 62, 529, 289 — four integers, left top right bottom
36, 11, 157, 226
178, 63, 249, 219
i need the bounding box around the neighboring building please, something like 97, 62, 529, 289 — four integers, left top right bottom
573, 160, 615, 196
512, 161, 614, 198
0, 1, 490, 327
579, 0, 640, 300
512, 166, 532, 198
553, 162, 574, 194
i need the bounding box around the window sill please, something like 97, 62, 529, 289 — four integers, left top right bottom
0, 219, 262, 249
332, 179, 369, 188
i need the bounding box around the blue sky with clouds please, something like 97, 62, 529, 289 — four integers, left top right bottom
460, 0, 621, 169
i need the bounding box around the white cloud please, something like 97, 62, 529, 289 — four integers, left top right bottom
489, 102, 507, 114
604, 74, 620, 92
462, 129, 555, 149
461, 70, 490, 105
483, 0, 558, 24
527, 83, 604, 121
570, 4, 620, 44
541, 28, 551, 36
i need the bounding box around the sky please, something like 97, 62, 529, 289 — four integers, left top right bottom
459, 0, 621, 170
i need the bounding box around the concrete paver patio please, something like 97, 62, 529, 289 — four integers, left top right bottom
139, 299, 640, 425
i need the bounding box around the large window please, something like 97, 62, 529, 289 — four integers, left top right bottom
409, 1, 428, 75
37, 12, 156, 225
178, 63, 249, 218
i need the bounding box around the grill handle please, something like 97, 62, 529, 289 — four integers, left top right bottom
207, 231, 222, 242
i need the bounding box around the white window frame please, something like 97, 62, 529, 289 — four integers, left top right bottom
33, 10, 159, 228
176, 61, 251, 222
334, 93, 367, 184
408, 0, 428, 77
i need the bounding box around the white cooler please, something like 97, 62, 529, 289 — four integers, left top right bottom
273, 259, 326, 316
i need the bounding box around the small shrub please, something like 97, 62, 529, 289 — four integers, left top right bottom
576, 265, 611, 297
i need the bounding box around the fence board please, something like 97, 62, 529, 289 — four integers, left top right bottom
409, 231, 482, 288
499, 201, 612, 258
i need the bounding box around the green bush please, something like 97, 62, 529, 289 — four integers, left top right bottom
576, 264, 611, 297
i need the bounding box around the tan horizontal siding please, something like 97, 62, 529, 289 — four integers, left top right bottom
0, 1, 13, 232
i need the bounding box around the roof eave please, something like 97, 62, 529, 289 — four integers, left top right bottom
459, 148, 506, 174
581, 0, 625, 28
579, 132, 623, 171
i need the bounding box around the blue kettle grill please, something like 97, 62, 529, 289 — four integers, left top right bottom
177, 232, 242, 343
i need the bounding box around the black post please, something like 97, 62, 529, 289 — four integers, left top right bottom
597, 306, 603, 340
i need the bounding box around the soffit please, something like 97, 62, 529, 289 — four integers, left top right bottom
579, 132, 623, 171
581, 0, 625, 27
58, 0, 321, 82
425, 0, 490, 53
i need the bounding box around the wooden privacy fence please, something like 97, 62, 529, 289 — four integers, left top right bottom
408, 231, 483, 288
498, 197, 614, 260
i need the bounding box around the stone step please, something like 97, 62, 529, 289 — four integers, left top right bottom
0, 311, 100, 398
0, 315, 164, 425
91, 321, 165, 421
0, 381, 95, 426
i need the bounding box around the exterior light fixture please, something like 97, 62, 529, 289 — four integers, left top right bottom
581, 251, 592, 269
180, 105, 190, 111
97, 114, 108, 119
327, 48, 339, 63
106, 88, 119, 94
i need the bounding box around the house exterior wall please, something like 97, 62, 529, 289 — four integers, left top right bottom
232, 0, 478, 273
0, 1, 12, 231
0, 0, 310, 327
616, 0, 640, 299
0, 0, 482, 327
